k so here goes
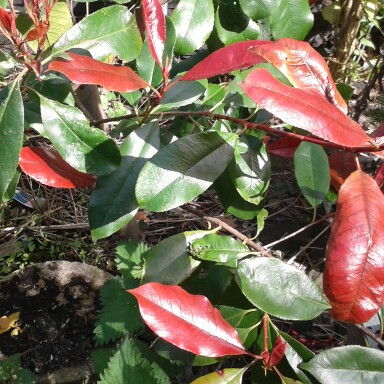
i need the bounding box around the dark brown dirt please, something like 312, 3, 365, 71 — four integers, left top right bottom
0, 262, 110, 376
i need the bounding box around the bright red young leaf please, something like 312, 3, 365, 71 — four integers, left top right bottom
266, 136, 301, 157
0, 7, 12, 33
48, 52, 149, 93
264, 336, 287, 370
19, 147, 96, 188
241, 68, 370, 148
179, 40, 269, 81
328, 152, 358, 191
26, 20, 49, 42
129, 283, 250, 357
141, 0, 166, 69
323, 169, 384, 323
249, 38, 348, 114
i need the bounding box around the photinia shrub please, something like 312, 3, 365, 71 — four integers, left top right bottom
1, 0, 384, 382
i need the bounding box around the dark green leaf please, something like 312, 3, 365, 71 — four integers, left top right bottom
214, 167, 263, 220
142, 230, 211, 285
38, 95, 120, 176
3, 171, 19, 202
230, 135, 270, 205
294, 142, 330, 208
94, 277, 143, 345
136, 131, 237, 212
49, 5, 142, 62
270, 0, 313, 40
280, 331, 314, 384
0, 355, 35, 384
157, 80, 207, 110
171, 0, 214, 54
0, 80, 23, 202
236, 258, 330, 320
92, 348, 114, 375
89, 122, 160, 240
215, 3, 259, 45
300, 346, 384, 384
190, 233, 252, 265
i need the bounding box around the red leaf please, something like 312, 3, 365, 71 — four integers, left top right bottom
26, 20, 49, 42
267, 136, 301, 157
323, 169, 384, 323
48, 52, 149, 93
266, 336, 287, 369
0, 7, 12, 33
129, 283, 249, 357
250, 38, 348, 114
241, 68, 370, 147
179, 40, 269, 81
19, 147, 96, 188
141, 0, 166, 68
375, 163, 384, 189
328, 152, 358, 191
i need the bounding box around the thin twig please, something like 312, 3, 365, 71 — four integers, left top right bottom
181, 204, 272, 257
0, 223, 89, 234
355, 324, 384, 349
264, 214, 333, 250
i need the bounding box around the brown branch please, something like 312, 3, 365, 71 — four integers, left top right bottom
93, 110, 384, 154
355, 324, 384, 349
181, 204, 272, 257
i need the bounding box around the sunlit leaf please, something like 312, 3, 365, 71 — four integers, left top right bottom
180, 40, 267, 81
300, 346, 384, 383
190, 233, 251, 265
0, 312, 20, 335
136, 131, 237, 212
171, 0, 214, 54
0, 80, 23, 202
250, 38, 348, 114
38, 95, 120, 176
49, 5, 142, 62
129, 282, 250, 357
236, 258, 330, 320
48, 52, 149, 93
19, 147, 96, 188
241, 68, 370, 147
141, 0, 166, 68
191, 368, 246, 383
323, 170, 384, 323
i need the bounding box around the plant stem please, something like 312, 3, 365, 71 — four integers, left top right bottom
181, 204, 272, 257
355, 324, 384, 349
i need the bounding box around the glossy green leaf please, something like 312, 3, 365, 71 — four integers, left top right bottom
136, 131, 237, 212
279, 331, 314, 384
158, 80, 207, 110
38, 95, 120, 176
0, 80, 23, 202
300, 346, 384, 384
190, 234, 251, 265
236, 258, 330, 320
239, 0, 273, 20
49, 5, 142, 62
171, 0, 214, 54
136, 39, 163, 88
142, 230, 212, 285
202, 84, 226, 108
214, 167, 262, 220
89, 122, 160, 240
294, 142, 330, 208
191, 368, 246, 384
215, 3, 259, 45
230, 135, 270, 205
3, 171, 19, 202
270, 0, 313, 40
